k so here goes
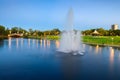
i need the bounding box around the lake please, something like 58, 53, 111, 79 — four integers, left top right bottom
0, 38, 120, 80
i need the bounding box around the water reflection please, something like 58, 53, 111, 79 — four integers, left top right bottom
7, 38, 53, 49
88, 44, 102, 54
32, 39, 35, 45
38, 39, 51, 49
55, 40, 60, 48
82, 44, 85, 50
60, 55, 81, 80
2, 38, 120, 80
21, 38, 24, 47
119, 52, 120, 58
95, 45, 99, 54
109, 47, 114, 72
0, 39, 4, 49
44, 39, 46, 48
8, 37, 11, 49
16, 38, 19, 48
47, 40, 50, 48
36, 40, 38, 48
28, 39, 30, 48
110, 47, 114, 64
40, 39, 42, 47
89, 46, 92, 52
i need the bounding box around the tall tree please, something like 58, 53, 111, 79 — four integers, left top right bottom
11, 27, 19, 33
97, 28, 106, 36
51, 28, 61, 35
0, 25, 5, 35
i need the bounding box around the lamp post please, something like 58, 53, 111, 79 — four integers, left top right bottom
111, 38, 114, 44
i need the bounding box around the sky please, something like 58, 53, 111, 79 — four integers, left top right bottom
0, 0, 120, 31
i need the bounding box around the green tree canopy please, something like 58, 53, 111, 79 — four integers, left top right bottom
11, 27, 19, 33
0, 25, 5, 35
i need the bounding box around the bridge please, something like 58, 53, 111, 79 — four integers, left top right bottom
8, 33, 23, 37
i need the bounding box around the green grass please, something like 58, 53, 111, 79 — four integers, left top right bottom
82, 36, 120, 46
46, 35, 120, 46
46, 35, 60, 40
25, 35, 60, 40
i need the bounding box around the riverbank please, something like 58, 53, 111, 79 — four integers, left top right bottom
83, 42, 120, 48
0, 35, 8, 39
24, 35, 60, 40
83, 36, 120, 44
1, 35, 120, 47
25, 35, 120, 47
82, 36, 120, 47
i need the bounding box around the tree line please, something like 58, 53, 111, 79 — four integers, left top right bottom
82, 28, 120, 36
0, 25, 61, 36
1, 25, 120, 37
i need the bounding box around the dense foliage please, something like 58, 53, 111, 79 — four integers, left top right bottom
1, 25, 120, 38
82, 28, 120, 36
0, 25, 5, 35
0, 25, 61, 37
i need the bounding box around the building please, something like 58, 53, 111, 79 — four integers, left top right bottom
92, 30, 99, 36
111, 24, 119, 30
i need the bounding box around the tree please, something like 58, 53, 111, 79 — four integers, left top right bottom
19, 28, 27, 34
113, 30, 120, 36
44, 30, 51, 36
11, 27, 19, 33
38, 31, 43, 36
97, 28, 106, 36
4, 28, 10, 36
29, 28, 34, 35
82, 29, 93, 35
51, 28, 61, 35
0, 25, 5, 35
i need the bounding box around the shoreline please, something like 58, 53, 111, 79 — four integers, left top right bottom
0, 36, 120, 48
83, 42, 120, 48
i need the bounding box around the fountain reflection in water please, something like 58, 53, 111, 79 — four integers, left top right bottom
58, 8, 84, 55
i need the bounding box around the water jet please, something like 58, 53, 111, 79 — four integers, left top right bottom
58, 8, 84, 55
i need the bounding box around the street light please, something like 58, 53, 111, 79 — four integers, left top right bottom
111, 38, 114, 44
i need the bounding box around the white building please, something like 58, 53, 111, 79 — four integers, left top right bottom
111, 24, 119, 30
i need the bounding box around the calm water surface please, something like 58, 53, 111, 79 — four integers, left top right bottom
0, 38, 120, 80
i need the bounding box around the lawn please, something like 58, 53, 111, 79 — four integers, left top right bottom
82, 36, 120, 46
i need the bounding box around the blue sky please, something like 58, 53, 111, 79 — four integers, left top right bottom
0, 0, 120, 31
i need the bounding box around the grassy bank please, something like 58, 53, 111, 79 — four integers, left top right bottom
25, 35, 60, 40
25, 36, 42, 39
1, 35, 120, 46
46, 35, 60, 40
82, 36, 120, 46
26, 35, 120, 46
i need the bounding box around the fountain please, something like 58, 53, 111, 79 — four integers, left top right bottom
58, 8, 84, 55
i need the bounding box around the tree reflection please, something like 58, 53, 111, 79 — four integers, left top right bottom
0, 39, 4, 48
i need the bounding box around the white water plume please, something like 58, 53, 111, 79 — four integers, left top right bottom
58, 8, 84, 55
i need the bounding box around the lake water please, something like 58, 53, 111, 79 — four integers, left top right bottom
0, 38, 120, 80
